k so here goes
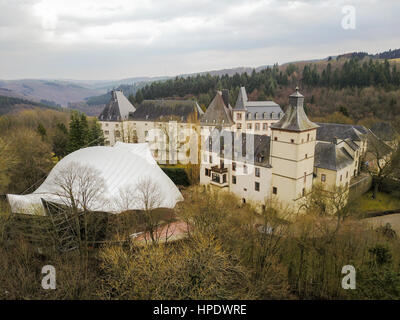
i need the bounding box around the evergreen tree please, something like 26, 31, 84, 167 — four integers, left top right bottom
36, 123, 47, 140
88, 118, 105, 146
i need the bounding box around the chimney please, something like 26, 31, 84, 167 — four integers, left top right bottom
221, 89, 229, 107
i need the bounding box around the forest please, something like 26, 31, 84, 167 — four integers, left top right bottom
131, 57, 400, 127
0, 109, 104, 195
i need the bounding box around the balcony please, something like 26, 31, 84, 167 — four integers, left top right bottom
211, 165, 228, 174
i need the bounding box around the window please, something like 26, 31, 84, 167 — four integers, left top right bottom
321, 174, 326, 182
145, 131, 149, 137
304, 172, 307, 183
255, 167, 260, 177
242, 198, 246, 204
205, 168, 210, 176
302, 188, 305, 197
237, 123, 242, 130
104, 130, 109, 135
263, 123, 268, 131
115, 124, 119, 128
236, 113, 242, 120
274, 137, 278, 141
305, 154, 308, 159
273, 187, 277, 195
232, 175, 237, 184
263, 112, 267, 119
115, 130, 121, 138
307, 133, 310, 142
291, 139, 295, 143
243, 165, 248, 174
340, 175, 343, 182
255, 182, 260, 191
255, 112, 258, 119
247, 113, 252, 120
209, 155, 212, 164
247, 123, 252, 130
232, 162, 236, 171
212, 173, 220, 183
105, 140, 110, 146
223, 174, 227, 183
220, 160, 224, 169
346, 171, 349, 178
209, 138, 212, 151
271, 112, 275, 118
255, 123, 260, 131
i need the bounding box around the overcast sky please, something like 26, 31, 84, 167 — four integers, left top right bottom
0, 0, 398, 80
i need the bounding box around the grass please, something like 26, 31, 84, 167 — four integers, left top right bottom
352, 191, 400, 214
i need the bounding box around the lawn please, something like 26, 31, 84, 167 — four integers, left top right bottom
352, 191, 400, 214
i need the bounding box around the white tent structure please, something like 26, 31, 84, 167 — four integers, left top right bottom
7, 143, 183, 215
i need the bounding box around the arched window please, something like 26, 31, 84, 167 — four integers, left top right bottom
263, 112, 267, 119
270, 112, 275, 118
254, 112, 258, 119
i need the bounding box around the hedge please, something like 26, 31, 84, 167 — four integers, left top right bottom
161, 167, 190, 186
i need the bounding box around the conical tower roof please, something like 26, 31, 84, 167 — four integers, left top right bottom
270, 87, 319, 132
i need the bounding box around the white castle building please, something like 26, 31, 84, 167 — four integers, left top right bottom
199, 87, 369, 212
98, 87, 381, 213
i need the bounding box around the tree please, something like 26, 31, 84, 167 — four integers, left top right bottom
88, 118, 105, 146
36, 123, 47, 140
67, 111, 85, 153
135, 90, 144, 104
365, 133, 400, 198
0, 137, 19, 193
52, 123, 69, 159
51, 162, 107, 264
6, 129, 53, 194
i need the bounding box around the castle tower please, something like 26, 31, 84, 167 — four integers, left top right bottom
269, 88, 319, 211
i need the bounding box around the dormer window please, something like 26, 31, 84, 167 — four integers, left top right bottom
263, 112, 267, 119
236, 113, 242, 120
247, 113, 252, 120
255, 112, 258, 119
271, 112, 275, 118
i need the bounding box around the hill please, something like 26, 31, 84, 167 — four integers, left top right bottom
0, 79, 104, 107
0, 95, 61, 116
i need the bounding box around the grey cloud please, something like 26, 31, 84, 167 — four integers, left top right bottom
0, 0, 398, 79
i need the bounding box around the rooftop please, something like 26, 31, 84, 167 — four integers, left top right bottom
99, 90, 136, 122
271, 88, 319, 132
129, 99, 203, 122
200, 91, 234, 126
314, 142, 354, 171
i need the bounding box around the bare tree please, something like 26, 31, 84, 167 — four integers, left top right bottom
132, 177, 174, 245
365, 133, 399, 198
50, 162, 107, 262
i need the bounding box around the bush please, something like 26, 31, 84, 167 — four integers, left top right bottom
161, 167, 190, 186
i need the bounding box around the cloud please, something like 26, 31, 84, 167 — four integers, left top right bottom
0, 0, 398, 79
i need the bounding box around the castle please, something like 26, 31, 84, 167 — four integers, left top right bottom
99, 87, 371, 212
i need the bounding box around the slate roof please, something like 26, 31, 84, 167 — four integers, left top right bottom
271, 88, 319, 132
99, 90, 136, 122
234, 87, 248, 110
200, 91, 234, 126
316, 123, 368, 142
234, 86, 283, 119
205, 129, 271, 168
129, 99, 203, 122
314, 142, 354, 171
